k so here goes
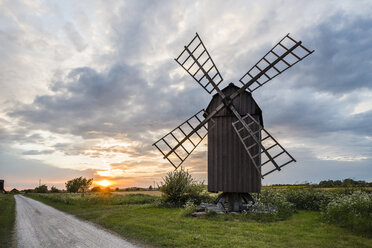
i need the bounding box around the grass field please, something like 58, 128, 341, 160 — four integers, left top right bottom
113, 190, 162, 196
0, 194, 15, 248
27, 193, 372, 248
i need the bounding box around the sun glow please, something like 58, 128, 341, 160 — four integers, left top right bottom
96, 180, 112, 187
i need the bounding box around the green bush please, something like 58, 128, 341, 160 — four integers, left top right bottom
159, 168, 213, 207
252, 190, 295, 221
322, 191, 372, 236
34, 184, 48, 193
284, 189, 336, 211
50, 186, 60, 193
180, 200, 197, 217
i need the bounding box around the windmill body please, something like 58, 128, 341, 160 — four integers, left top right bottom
207, 83, 262, 193
153, 33, 313, 212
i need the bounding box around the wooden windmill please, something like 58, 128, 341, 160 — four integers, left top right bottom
153, 33, 313, 211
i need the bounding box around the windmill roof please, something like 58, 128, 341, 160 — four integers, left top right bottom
205, 83, 263, 126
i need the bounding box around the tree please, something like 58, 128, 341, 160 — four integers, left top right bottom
149, 185, 153, 190
65, 177, 93, 193
50, 186, 60, 193
35, 184, 48, 193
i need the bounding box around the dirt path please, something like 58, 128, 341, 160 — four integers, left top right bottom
15, 195, 139, 248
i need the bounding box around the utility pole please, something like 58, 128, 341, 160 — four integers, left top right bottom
39, 179, 41, 187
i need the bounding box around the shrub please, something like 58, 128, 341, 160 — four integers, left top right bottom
255, 190, 295, 220
159, 168, 213, 207
181, 201, 197, 217
50, 186, 60, 193
34, 184, 48, 193
284, 189, 336, 211
322, 191, 372, 236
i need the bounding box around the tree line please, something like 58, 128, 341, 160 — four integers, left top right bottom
8, 177, 371, 194
268, 178, 372, 188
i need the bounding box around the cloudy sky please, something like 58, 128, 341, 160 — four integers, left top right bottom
1, 0, 371, 190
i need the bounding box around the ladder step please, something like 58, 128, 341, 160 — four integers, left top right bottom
247, 143, 257, 150
237, 127, 244, 133
252, 153, 260, 159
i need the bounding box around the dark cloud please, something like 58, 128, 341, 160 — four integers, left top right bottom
22, 149, 55, 155
297, 15, 372, 94
10, 62, 208, 140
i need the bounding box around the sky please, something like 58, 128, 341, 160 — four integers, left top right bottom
0, 0, 371, 190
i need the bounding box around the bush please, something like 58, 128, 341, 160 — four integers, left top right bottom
159, 168, 213, 207
252, 190, 295, 220
284, 189, 336, 211
34, 184, 48, 193
322, 191, 372, 236
180, 201, 197, 217
50, 186, 60, 193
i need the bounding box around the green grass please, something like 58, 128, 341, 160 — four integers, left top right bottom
26, 193, 372, 248
0, 194, 15, 248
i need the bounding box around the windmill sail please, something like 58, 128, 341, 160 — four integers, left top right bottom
155, 32, 313, 178
153, 109, 213, 169
239, 34, 313, 93
232, 114, 296, 178
175, 33, 223, 94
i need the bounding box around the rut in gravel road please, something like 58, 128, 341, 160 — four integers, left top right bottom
15, 195, 140, 248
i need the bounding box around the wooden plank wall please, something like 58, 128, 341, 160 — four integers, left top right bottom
207, 84, 262, 193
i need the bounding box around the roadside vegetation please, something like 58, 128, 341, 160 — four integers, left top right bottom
23, 172, 372, 247
27, 190, 372, 248
0, 194, 15, 247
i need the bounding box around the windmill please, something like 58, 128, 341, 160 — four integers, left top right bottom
153, 33, 313, 212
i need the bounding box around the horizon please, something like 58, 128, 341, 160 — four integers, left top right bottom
1, 1, 372, 190
4, 177, 371, 191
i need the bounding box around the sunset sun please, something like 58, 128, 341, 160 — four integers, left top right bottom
97, 180, 112, 187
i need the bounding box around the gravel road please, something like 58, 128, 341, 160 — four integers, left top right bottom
15, 195, 139, 248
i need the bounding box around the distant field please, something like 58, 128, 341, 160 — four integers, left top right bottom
0, 194, 15, 247
262, 185, 372, 190
27, 192, 372, 248
113, 190, 162, 196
